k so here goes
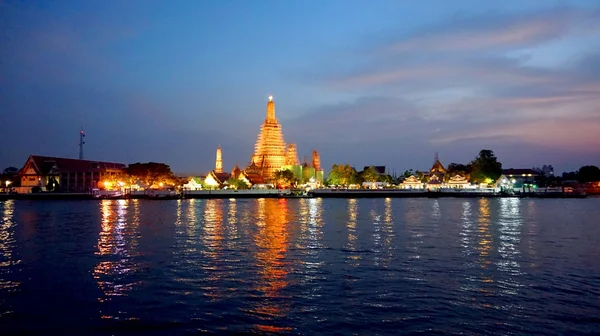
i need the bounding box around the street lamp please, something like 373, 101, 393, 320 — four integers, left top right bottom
5, 180, 11, 188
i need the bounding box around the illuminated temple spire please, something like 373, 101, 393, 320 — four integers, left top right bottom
312, 150, 321, 171
285, 144, 299, 165
215, 146, 223, 173
266, 94, 275, 122
252, 95, 287, 180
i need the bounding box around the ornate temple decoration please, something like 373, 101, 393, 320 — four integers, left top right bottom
401, 175, 423, 189
312, 150, 321, 171
448, 174, 470, 188
285, 144, 299, 165
251, 95, 287, 180
231, 163, 242, 179
215, 146, 223, 173
427, 153, 446, 183
426, 174, 443, 189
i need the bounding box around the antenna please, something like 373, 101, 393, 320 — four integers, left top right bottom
79, 128, 85, 160
434, 151, 439, 163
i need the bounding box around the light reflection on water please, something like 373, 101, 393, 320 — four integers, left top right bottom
249, 199, 291, 333
1, 198, 600, 334
94, 200, 140, 305
0, 200, 19, 316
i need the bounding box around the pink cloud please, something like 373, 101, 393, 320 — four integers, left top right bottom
431, 117, 600, 150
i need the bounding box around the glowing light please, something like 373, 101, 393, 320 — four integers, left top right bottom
268, 94, 273, 101
159, 182, 164, 187
511, 179, 516, 183
4, 181, 11, 187
484, 178, 493, 185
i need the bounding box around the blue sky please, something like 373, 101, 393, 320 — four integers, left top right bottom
1, 0, 599, 174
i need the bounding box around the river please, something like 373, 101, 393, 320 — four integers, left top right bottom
1, 198, 599, 334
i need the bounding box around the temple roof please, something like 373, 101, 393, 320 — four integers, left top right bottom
403, 175, 421, 184
245, 160, 261, 175
210, 171, 231, 184
186, 177, 203, 184
448, 174, 469, 183
231, 163, 242, 178
430, 159, 446, 174
243, 172, 266, 185
428, 174, 442, 184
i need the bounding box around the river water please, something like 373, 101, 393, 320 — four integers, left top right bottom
1, 198, 599, 335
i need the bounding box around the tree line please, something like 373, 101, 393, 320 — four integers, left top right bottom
326, 149, 504, 186
326, 164, 393, 186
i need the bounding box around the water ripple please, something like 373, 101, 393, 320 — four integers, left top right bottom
0, 198, 599, 334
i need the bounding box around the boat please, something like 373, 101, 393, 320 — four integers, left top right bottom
92, 189, 124, 199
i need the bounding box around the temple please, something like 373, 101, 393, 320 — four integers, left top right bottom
204, 145, 230, 189
250, 95, 324, 184
251, 95, 287, 180
198, 95, 324, 188
427, 153, 447, 182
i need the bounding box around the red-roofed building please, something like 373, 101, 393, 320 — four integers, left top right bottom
18, 155, 126, 192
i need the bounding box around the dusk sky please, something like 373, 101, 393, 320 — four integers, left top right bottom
1, 0, 599, 174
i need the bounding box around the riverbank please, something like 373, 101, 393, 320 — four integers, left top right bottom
308, 189, 587, 198
0, 188, 589, 200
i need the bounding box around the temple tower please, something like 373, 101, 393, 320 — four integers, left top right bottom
266, 94, 276, 122
312, 150, 321, 171
215, 146, 223, 173
285, 144, 299, 165
252, 95, 287, 180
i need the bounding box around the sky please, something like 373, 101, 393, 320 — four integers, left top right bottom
1, 0, 599, 174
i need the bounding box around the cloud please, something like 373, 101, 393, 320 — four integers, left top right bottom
380, 6, 600, 54
297, 4, 600, 171
284, 96, 430, 144
431, 116, 600, 148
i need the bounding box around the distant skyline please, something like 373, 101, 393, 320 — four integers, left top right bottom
1, 0, 599, 174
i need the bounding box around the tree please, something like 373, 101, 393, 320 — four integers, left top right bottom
416, 171, 427, 183
577, 165, 600, 183
562, 171, 577, 181
360, 166, 380, 183
402, 169, 414, 178
226, 177, 249, 190
1, 167, 20, 188
469, 150, 502, 183
3, 167, 18, 175
446, 163, 471, 181
126, 162, 177, 188
326, 164, 359, 186
273, 169, 297, 188
379, 174, 393, 184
